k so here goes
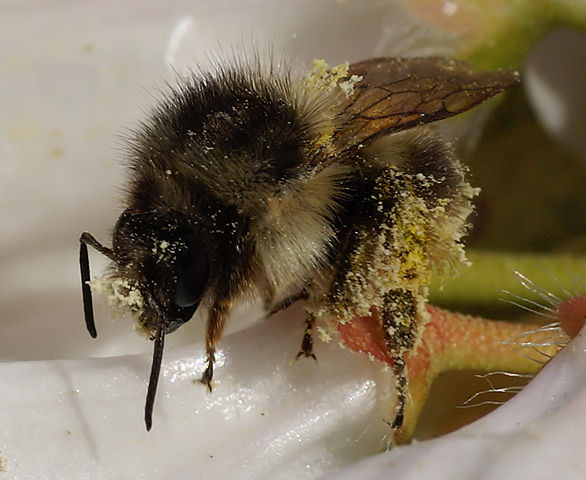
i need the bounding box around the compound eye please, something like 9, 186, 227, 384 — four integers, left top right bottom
173, 230, 209, 308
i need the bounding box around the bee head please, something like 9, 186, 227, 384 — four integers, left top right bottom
112, 208, 210, 335
79, 209, 210, 339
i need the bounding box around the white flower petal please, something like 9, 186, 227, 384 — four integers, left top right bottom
0, 307, 394, 479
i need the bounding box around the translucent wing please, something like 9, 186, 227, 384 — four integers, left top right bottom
327, 57, 519, 157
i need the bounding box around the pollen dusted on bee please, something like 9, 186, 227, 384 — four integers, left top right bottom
78, 53, 520, 433
320, 143, 477, 327
89, 276, 149, 335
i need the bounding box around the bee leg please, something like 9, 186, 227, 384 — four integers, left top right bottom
266, 288, 309, 318
296, 312, 317, 361
200, 300, 231, 392
381, 289, 418, 432
200, 348, 215, 393
389, 355, 407, 430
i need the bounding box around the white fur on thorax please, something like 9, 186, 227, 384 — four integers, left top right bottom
252, 162, 350, 292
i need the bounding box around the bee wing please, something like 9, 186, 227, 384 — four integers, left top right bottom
327, 57, 519, 157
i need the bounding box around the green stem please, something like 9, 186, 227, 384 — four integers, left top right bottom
430, 250, 586, 308
461, 0, 586, 69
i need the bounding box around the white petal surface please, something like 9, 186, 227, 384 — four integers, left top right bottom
2, 314, 585, 479
0, 305, 395, 479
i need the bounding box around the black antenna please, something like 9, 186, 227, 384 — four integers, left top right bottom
79, 232, 115, 338
145, 324, 165, 431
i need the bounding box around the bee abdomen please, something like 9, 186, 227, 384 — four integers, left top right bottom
325, 127, 476, 321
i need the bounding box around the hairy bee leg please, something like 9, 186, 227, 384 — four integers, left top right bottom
266, 288, 309, 318
389, 356, 407, 430
381, 289, 418, 432
200, 301, 231, 392
296, 312, 317, 361
200, 348, 215, 393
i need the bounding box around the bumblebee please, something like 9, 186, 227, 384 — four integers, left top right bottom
79, 56, 518, 431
